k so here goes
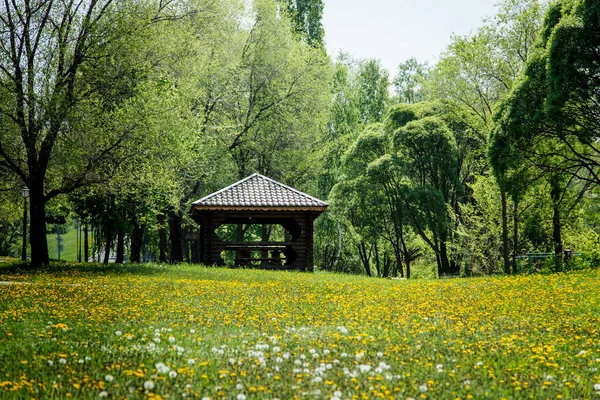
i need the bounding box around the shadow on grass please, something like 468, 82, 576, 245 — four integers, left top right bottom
0, 261, 175, 277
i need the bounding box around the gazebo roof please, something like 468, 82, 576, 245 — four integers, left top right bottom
191, 173, 328, 211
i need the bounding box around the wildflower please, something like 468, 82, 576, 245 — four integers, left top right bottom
48, 360, 54, 366
359, 364, 371, 373
115, 331, 122, 336
190, 329, 196, 334
237, 394, 246, 400
155, 362, 170, 374
188, 359, 195, 365
419, 384, 428, 392
169, 371, 177, 378
312, 377, 322, 383
168, 336, 176, 343
98, 391, 108, 398
236, 383, 244, 390
594, 383, 600, 391
105, 375, 114, 382
377, 352, 383, 357
333, 390, 342, 398
436, 364, 444, 372
143, 380, 155, 390
59, 358, 67, 364
282, 352, 291, 359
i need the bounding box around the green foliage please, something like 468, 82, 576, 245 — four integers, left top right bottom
392, 57, 428, 104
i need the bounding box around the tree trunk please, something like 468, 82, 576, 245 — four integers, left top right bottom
115, 227, 125, 264
158, 214, 167, 263
84, 222, 89, 263
130, 219, 144, 264
550, 178, 563, 264
261, 224, 271, 259
28, 185, 49, 266
357, 241, 371, 276
169, 211, 183, 263
332, 221, 342, 269
512, 199, 519, 275
439, 231, 452, 275
373, 242, 381, 277
501, 190, 510, 274
103, 223, 112, 265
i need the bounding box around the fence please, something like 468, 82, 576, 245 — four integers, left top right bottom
516, 251, 583, 274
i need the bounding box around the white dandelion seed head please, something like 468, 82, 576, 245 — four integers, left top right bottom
47, 360, 54, 366
359, 364, 371, 373
105, 375, 114, 382
115, 331, 122, 336
98, 391, 108, 398
169, 370, 177, 378
419, 384, 428, 392
188, 359, 195, 365
333, 390, 342, 398
59, 358, 67, 364
168, 336, 176, 343
377, 352, 383, 358
143, 380, 155, 390
594, 383, 600, 391
155, 362, 170, 374
236, 394, 246, 400
190, 329, 196, 334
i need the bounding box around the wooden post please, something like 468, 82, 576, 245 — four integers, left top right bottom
305, 212, 314, 272
202, 213, 213, 265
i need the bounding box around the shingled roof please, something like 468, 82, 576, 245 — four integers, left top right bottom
191, 173, 328, 211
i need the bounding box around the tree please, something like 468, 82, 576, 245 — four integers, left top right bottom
279, 0, 324, 47
356, 59, 390, 125
393, 57, 428, 104
0, 0, 192, 265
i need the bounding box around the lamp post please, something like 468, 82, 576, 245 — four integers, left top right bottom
21, 186, 29, 261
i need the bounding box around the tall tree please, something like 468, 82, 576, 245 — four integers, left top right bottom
393, 57, 428, 104
0, 0, 190, 265
279, 0, 324, 47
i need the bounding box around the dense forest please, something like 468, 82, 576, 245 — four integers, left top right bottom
0, 0, 598, 277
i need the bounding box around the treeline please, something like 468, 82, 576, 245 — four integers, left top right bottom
315, 0, 600, 277
0, 0, 598, 277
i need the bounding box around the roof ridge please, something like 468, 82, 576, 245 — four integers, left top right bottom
254, 173, 327, 205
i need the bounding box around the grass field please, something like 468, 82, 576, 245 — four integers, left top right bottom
0, 263, 599, 399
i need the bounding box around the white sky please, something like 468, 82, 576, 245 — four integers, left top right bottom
322, 0, 499, 75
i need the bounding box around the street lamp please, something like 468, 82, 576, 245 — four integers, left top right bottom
21, 186, 29, 261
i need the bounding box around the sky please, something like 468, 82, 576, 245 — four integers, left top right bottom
322, 0, 500, 75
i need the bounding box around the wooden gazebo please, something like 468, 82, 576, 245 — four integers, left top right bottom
189, 173, 328, 271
